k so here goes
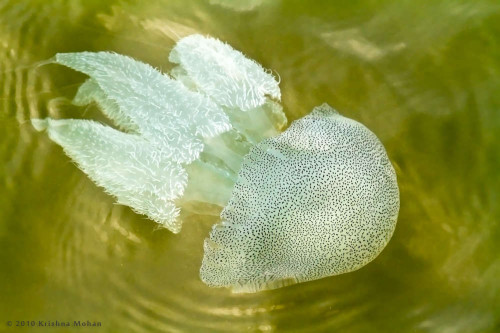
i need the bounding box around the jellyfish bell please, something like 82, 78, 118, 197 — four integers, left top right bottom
32, 34, 399, 292
201, 103, 400, 292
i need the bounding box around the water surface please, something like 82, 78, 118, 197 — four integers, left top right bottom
1, 0, 499, 332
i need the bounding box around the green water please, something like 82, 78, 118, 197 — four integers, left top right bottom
1, 0, 499, 332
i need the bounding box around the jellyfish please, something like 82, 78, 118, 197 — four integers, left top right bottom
32, 34, 399, 292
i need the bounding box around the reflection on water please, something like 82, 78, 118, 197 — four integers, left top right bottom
1, 0, 499, 332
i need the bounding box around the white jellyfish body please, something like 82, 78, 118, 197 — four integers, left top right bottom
32, 34, 399, 292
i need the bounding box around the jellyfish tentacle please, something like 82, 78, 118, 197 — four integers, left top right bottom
32, 118, 186, 232
72, 78, 139, 133
55, 51, 231, 163
169, 34, 287, 144
33, 35, 287, 232
169, 34, 280, 111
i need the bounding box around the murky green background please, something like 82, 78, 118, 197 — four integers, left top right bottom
1, 0, 499, 332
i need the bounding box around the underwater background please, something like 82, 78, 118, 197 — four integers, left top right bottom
1, 0, 499, 332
